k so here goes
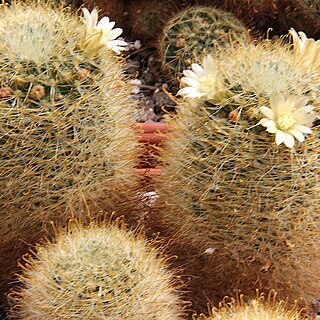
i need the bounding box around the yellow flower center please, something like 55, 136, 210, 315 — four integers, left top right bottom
199, 74, 216, 95
275, 112, 296, 131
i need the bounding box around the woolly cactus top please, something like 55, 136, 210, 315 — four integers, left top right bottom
177, 38, 319, 149
9, 223, 184, 319
193, 292, 311, 320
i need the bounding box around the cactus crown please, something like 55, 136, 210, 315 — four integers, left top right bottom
9, 222, 184, 320
160, 6, 249, 77
193, 291, 311, 320
210, 39, 320, 130
0, 0, 137, 215
0, 2, 77, 64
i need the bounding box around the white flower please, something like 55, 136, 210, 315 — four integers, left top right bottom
258, 94, 318, 148
82, 7, 127, 54
177, 54, 224, 100
289, 28, 320, 69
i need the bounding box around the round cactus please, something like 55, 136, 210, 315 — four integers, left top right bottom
155, 39, 320, 311
0, 0, 138, 300
8, 221, 184, 320
160, 6, 249, 77
193, 292, 312, 320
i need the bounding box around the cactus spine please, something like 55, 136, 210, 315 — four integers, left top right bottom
0, 0, 138, 300
8, 222, 184, 320
155, 39, 320, 312
193, 292, 313, 320
160, 6, 249, 77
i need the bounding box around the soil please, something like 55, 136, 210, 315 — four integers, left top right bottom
124, 39, 179, 123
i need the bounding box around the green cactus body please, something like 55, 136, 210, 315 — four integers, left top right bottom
160, 6, 249, 77
8, 222, 184, 320
155, 40, 320, 310
0, 1, 138, 300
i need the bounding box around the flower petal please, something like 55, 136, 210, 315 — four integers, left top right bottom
191, 63, 205, 77
293, 105, 315, 123
203, 54, 217, 75
105, 28, 123, 41
259, 106, 275, 120
293, 95, 309, 110
82, 8, 92, 28
258, 118, 272, 127
98, 17, 113, 31
283, 132, 295, 148
82, 7, 98, 29
303, 111, 318, 124
291, 125, 312, 134
275, 130, 286, 145
107, 43, 127, 53
106, 39, 127, 47
289, 28, 299, 43
270, 94, 284, 114
180, 77, 200, 88
281, 95, 296, 112
264, 120, 278, 133
288, 129, 305, 142
91, 8, 99, 28
177, 87, 203, 98
183, 70, 199, 80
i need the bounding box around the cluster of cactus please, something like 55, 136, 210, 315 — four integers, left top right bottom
155, 36, 320, 314
8, 221, 184, 319
0, 0, 138, 301
193, 292, 312, 320
160, 6, 249, 77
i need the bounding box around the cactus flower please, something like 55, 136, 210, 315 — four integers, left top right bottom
258, 94, 317, 148
82, 7, 127, 54
289, 28, 320, 69
177, 54, 224, 100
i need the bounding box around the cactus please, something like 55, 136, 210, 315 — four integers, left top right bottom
160, 6, 249, 78
0, 0, 138, 301
193, 292, 312, 320
155, 39, 320, 312
8, 221, 184, 320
